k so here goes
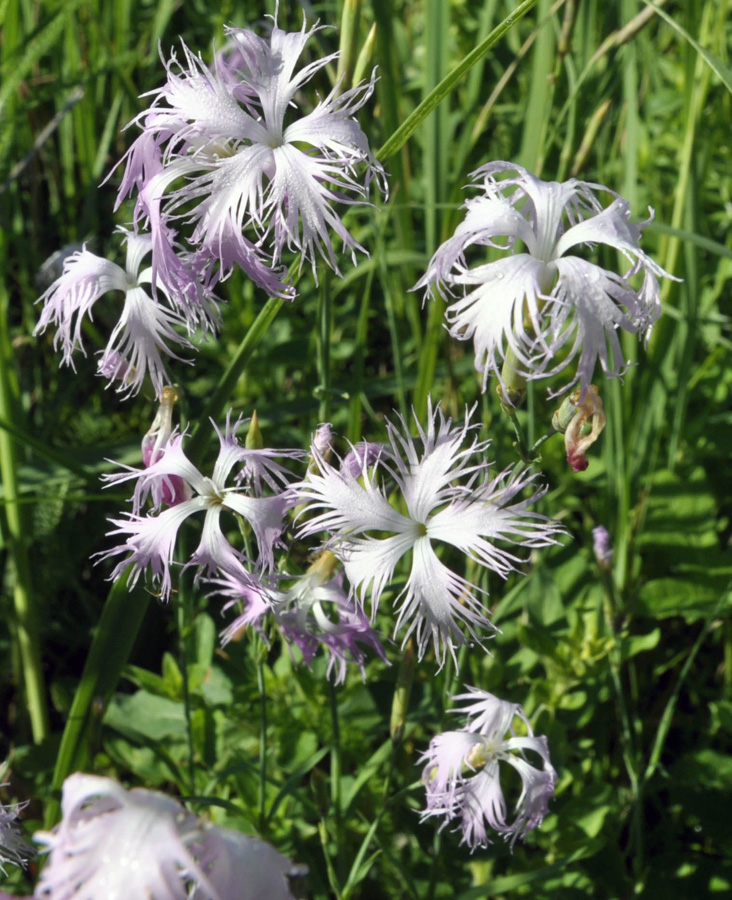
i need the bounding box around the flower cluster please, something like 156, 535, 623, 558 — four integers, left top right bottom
418, 161, 674, 399
35, 15, 384, 399
116, 16, 386, 298
33, 773, 303, 900
420, 688, 556, 849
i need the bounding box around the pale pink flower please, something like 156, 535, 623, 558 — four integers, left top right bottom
34, 774, 302, 900
33, 774, 213, 900
99, 415, 294, 600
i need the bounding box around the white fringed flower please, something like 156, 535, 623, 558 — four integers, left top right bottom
420, 688, 556, 850
33, 774, 213, 900
115, 16, 386, 293
296, 401, 560, 664
417, 161, 675, 398
34, 228, 192, 398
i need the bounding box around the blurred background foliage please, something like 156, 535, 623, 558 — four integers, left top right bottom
1, 0, 731, 897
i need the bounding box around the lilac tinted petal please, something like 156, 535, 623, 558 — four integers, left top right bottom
34, 249, 127, 364
100, 498, 204, 600
102, 286, 193, 398
187, 506, 244, 577
192, 826, 299, 900
33, 774, 213, 900
222, 492, 288, 570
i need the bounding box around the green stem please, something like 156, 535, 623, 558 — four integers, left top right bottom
0, 285, 49, 744
257, 661, 268, 834
187, 295, 286, 464
329, 680, 345, 884
317, 278, 332, 423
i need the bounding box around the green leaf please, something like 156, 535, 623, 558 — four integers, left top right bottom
104, 690, 188, 742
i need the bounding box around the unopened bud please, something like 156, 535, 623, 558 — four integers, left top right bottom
341, 441, 383, 477
245, 410, 264, 450
312, 423, 334, 463
592, 525, 614, 571
142, 385, 179, 466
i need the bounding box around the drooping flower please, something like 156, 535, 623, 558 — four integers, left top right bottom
33, 774, 302, 900
296, 400, 561, 664
34, 228, 192, 398
115, 16, 386, 296
273, 551, 388, 684
99, 414, 296, 599
420, 688, 556, 850
0, 789, 34, 874
417, 161, 675, 398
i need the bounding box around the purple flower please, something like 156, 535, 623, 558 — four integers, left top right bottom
274, 552, 388, 684
420, 688, 556, 850
296, 400, 561, 665
115, 16, 386, 296
417, 161, 675, 398
34, 228, 193, 398
340, 441, 384, 477
99, 415, 295, 599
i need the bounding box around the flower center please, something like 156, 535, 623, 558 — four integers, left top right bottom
200, 476, 226, 507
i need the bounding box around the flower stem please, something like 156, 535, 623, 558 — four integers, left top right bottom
317, 277, 332, 423
329, 679, 346, 884
257, 661, 268, 834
